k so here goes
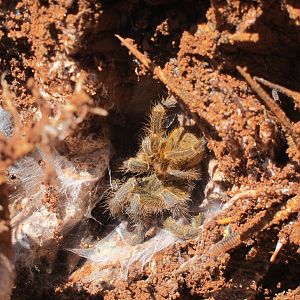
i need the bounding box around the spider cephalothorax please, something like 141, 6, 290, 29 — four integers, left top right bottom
108, 102, 205, 242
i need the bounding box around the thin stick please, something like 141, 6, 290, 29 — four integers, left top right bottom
237, 66, 300, 153
270, 238, 286, 263
254, 76, 300, 109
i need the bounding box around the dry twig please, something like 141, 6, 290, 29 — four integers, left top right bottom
254, 76, 300, 109
236, 66, 300, 155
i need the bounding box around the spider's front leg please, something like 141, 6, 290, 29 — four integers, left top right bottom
149, 103, 166, 134
140, 104, 166, 156
122, 104, 167, 175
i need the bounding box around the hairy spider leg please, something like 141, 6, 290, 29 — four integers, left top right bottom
165, 168, 200, 181
159, 187, 190, 218
141, 134, 163, 156
136, 192, 167, 215
140, 104, 166, 157
135, 176, 189, 218
108, 177, 136, 217
126, 193, 148, 242
149, 103, 166, 134
164, 133, 205, 167
122, 154, 150, 174
164, 127, 184, 153
135, 175, 170, 215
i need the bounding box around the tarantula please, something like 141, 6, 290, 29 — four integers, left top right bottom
108, 103, 205, 242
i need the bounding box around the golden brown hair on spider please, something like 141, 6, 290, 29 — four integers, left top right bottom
107, 101, 206, 243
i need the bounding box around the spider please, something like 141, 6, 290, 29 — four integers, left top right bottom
108, 102, 205, 242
